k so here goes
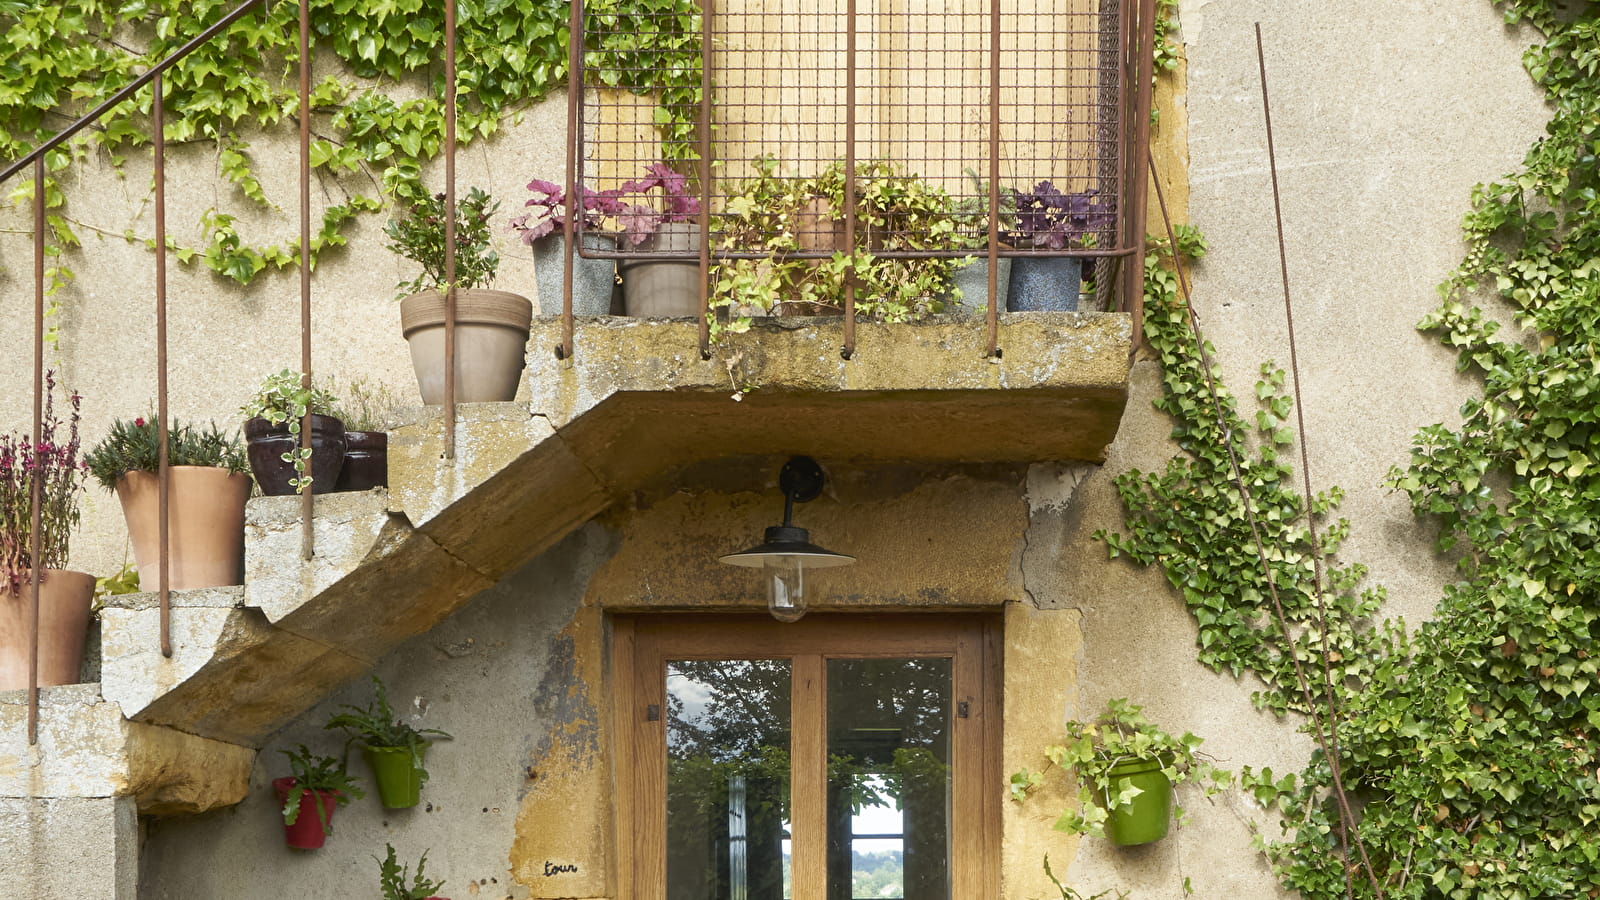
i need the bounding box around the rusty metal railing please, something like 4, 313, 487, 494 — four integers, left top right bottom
567, 0, 1157, 360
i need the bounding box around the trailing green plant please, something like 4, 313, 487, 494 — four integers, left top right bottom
238, 370, 338, 494
0, 0, 701, 295
1009, 698, 1227, 838
377, 843, 446, 900
1102, 4, 1600, 895
1040, 854, 1125, 900
325, 675, 451, 777
708, 157, 967, 341
385, 186, 501, 298
84, 416, 247, 490
277, 744, 362, 836
0, 373, 85, 594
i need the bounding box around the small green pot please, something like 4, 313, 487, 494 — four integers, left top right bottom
1103, 757, 1172, 846
363, 745, 427, 810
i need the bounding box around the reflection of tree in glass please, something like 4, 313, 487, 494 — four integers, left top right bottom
668, 659, 791, 760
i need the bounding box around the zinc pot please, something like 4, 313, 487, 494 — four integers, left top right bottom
0, 569, 94, 690
272, 777, 342, 850
334, 431, 388, 492
620, 222, 702, 317
532, 233, 617, 316
400, 289, 534, 404
244, 415, 346, 497
1104, 757, 1173, 846
1008, 256, 1081, 312
114, 467, 249, 589
949, 257, 1012, 316
364, 744, 428, 809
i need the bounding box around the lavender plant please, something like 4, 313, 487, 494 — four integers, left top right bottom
0, 373, 85, 594
1009, 181, 1116, 250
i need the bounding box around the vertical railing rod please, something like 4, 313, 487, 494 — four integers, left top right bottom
1109, 0, 1132, 314
27, 156, 45, 745
984, 0, 1002, 358
560, 0, 582, 361
841, 0, 858, 361
443, 0, 458, 461
154, 73, 173, 657
1124, 0, 1156, 341
298, 0, 315, 558
696, 0, 714, 361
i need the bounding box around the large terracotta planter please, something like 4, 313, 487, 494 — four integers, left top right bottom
400, 289, 533, 404
115, 467, 249, 589
244, 415, 346, 496
0, 569, 95, 690
334, 431, 387, 492
620, 222, 702, 317
272, 777, 342, 850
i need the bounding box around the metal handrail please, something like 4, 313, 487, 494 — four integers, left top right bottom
0, 0, 270, 186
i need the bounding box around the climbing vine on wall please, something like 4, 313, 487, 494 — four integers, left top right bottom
0, 0, 701, 289
1107, 2, 1600, 898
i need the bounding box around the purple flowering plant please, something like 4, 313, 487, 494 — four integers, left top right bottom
616, 164, 703, 246
0, 372, 85, 594
1009, 181, 1116, 251
509, 180, 625, 245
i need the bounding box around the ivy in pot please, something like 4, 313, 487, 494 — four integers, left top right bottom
1009, 698, 1227, 846
238, 370, 344, 496
326, 675, 452, 810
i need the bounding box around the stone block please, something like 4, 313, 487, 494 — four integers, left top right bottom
0, 796, 137, 899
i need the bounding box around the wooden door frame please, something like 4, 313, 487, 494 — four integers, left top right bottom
612, 613, 1002, 900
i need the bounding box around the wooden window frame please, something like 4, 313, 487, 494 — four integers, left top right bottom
613, 613, 1002, 900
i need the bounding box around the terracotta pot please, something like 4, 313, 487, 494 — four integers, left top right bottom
796, 197, 847, 254
334, 431, 388, 492
244, 415, 346, 497
0, 569, 95, 690
620, 222, 702, 317
114, 467, 249, 589
272, 777, 342, 850
400, 289, 533, 404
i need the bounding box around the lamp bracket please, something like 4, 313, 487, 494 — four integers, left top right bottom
779, 456, 825, 505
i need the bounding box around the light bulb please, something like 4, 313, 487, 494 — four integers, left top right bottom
766, 558, 806, 623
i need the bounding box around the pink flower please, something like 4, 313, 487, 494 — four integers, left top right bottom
134, 417, 146, 427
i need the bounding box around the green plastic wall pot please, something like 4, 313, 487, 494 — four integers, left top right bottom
1104, 758, 1173, 846
364, 745, 427, 809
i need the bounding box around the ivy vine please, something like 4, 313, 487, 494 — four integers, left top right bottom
0, 0, 701, 292
1106, 2, 1600, 898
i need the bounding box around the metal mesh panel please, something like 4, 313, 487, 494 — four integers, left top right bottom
579, 0, 1126, 261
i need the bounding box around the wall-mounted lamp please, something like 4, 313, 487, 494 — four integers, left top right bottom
719, 456, 855, 622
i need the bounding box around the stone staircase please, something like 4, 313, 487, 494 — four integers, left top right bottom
1, 313, 1131, 898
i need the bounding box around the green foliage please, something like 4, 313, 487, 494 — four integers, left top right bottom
238, 370, 338, 494
0, 0, 700, 289
1103, 4, 1600, 898
1009, 699, 1227, 839
1040, 854, 1125, 900
84, 416, 247, 491
277, 744, 362, 835
325, 675, 451, 780
377, 843, 446, 900
323, 376, 401, 433
385, 185, 501, 298
709, 158, 967, 342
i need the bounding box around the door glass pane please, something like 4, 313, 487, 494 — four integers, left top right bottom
826, 658, 952, 900
668, 660, 793, 900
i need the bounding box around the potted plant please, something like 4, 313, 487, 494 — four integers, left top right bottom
389, 185, 533, 404
326, 675, 451, 809
326, 377, 399, 492
378, 843, 448, 900
511, 180, 624, 317
272, 744, 363, 850
1008, 698, 1225, 846
1006, 180, 1115, 312
949, 167, 1018, 315
84, 416, 250, 589
616, 163, 704, 317
0, 373, 93, 691
239, 370, 344, 496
